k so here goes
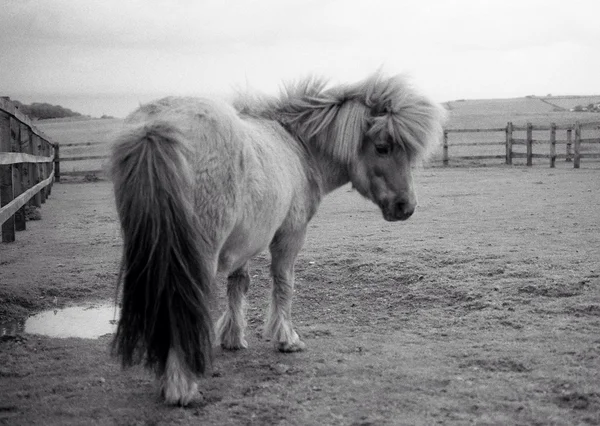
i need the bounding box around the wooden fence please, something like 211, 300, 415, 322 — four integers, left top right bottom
443, 121, 600, 167
0, 98, 57, 243
56, 120, 600, 177
56, 140, 106, 178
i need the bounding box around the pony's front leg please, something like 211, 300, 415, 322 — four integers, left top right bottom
215, 263, 250, 350
265, 229, 307, 352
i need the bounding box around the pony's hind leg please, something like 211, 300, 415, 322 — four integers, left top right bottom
215, 263, 250, 350
265, 229, 307, 352
161, 348, 198, 406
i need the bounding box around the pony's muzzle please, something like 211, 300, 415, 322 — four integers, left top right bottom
380, 198, 415, 221
394, 199, 415, 220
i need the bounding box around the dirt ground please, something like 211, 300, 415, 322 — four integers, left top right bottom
1, 166, 599, 425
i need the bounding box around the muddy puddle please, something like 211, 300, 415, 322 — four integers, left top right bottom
1, 302, 120, 339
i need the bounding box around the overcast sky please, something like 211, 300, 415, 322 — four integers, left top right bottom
1, 0, 599, 117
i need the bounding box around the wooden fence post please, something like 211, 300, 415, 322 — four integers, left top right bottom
39, 138, 46, 204
549, 122, 556, 168
45, 142, 51, 197
54, 143, 60, 183
443, 130, 449, 166
11, 118, 26, 231
49, 143, 54, 193
0, 111, 15, 242
31, 135, 41, 208
20, 124, 32, 227
21, 124, 31, 194
566, 129, 572, 162
574, 121, 581, 169
505, 122, 513, 165
526, 122, 533, 166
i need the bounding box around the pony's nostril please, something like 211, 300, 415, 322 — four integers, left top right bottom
395, 200, 415, 218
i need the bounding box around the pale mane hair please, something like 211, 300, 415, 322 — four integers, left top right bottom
234, 71, 447, 165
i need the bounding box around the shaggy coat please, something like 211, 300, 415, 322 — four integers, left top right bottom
110, 72, 446, 405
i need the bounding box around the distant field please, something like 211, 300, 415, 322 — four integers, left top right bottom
36, 97, 600, 176
542, 95, 600, 111
37, 117, 123, 177
448, 97, 555, 115
448, 95, 600, 115
39, 117, 123, 144
441, 98, 600, 167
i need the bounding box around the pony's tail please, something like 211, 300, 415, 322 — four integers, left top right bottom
110, 122, 213, 403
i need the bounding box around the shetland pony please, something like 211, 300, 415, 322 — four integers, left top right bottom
110, 71, 445, 405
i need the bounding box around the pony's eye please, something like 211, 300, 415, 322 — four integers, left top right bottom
375, 144, 391, 156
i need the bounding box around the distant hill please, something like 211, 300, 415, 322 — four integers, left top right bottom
3, 97, 84, 120
443, 95, 600, 130
534, 95, 600, 111
447, 97, 555, 114
447, 95, 600, 115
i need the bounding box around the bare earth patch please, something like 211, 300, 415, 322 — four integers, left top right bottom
1, 166, 599, 425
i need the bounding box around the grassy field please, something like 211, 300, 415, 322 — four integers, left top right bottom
1, 167, 599, 425
36, 96, 600, 176
442, 98, 600, 166
37, 117, 123, 178
544, 96, 600, 111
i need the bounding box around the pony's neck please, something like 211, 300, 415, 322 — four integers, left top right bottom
307, 145, 351, 195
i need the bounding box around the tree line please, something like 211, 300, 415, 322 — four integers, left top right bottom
11, 99, 83, 120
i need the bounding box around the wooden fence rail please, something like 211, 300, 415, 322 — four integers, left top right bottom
0, 98, 57, 243
443, 121, 600, 168
45, 120, 600, 178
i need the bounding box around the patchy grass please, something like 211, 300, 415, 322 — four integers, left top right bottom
1, 167, 599, 425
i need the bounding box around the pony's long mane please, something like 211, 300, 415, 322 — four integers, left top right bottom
235, 71, 446, 164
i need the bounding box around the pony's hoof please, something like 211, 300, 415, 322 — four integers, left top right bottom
277, 339, 306, 352
221, 339, 248, 350
161, 380, 198, 406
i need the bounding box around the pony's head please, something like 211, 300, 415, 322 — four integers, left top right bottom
271, 72, 446, 221
351, 126, 419, 221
